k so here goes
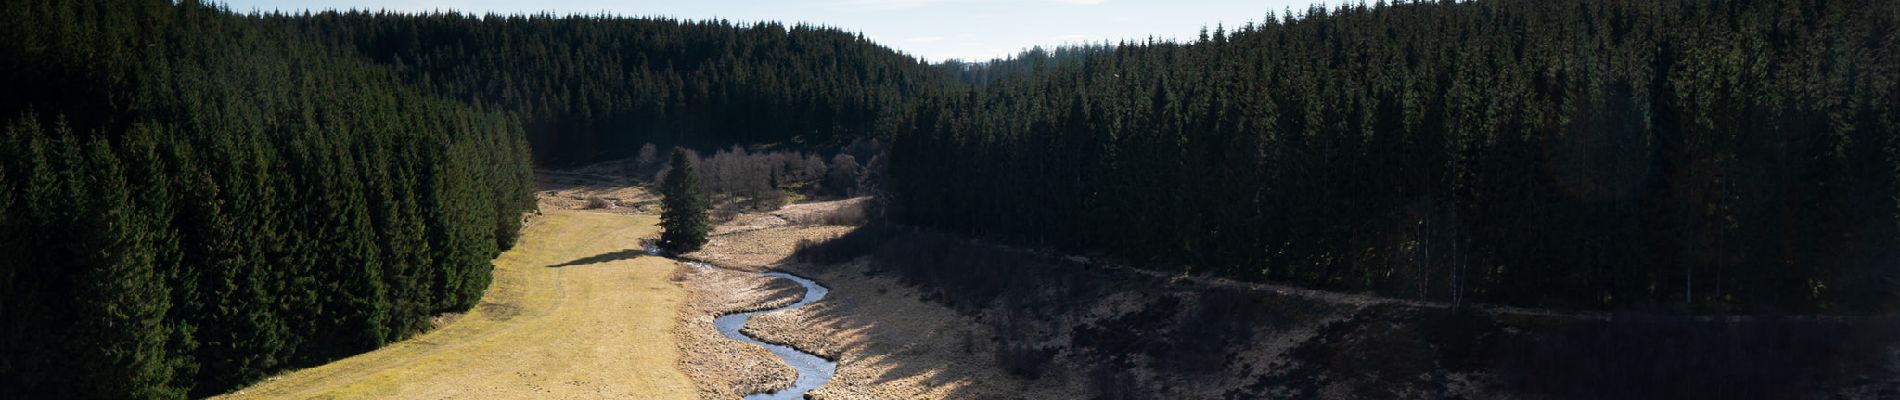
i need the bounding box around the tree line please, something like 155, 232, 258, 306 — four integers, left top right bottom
259, 11, 951, 165
0, 0, 534, 397
886, 0, 1900, 313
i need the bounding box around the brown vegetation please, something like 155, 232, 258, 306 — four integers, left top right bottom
680, 192, 1900, 400
791, 224, 1900, 399
671, 262, 809, 398
535, 171, 659, 215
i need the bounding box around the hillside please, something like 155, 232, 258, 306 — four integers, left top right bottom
786, 225, 1900, 399
887, 0, 1900, 313
7, 0, 1900, 398
261, 11, 953, 165
0, 1, 941, 397
0, 0, 533, 397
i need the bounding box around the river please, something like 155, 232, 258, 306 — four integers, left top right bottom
696, 262, 838, 399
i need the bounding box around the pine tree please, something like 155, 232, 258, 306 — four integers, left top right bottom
659, 148, 709, 252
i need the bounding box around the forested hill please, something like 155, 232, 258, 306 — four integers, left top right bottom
0, 1, 950, 397
937, 44, 1108, 86
1, 0, 534, 397
886, 0, 1900, 314
261, 11, 952, 165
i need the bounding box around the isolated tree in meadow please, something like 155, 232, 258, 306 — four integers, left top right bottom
659, 149, 710, 252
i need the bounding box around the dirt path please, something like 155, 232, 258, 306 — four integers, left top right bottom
218, 210, 697, 399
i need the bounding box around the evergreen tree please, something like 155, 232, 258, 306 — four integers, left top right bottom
0, 1, 536, 395
885, 0, 1900, 313
68, 137, 179, 399
659, 149, 710, 252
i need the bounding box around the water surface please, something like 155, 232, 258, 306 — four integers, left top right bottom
702, 265, 837, 400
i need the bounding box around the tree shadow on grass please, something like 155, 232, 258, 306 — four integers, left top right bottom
548, 249, 647, 268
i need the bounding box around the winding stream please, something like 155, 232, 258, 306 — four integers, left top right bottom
694, 262, 838, 399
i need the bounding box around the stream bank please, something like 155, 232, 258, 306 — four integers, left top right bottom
702, 265, 838, 400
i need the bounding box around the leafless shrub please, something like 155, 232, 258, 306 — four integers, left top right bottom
709, 202, 742, 223
791, 223, 897, 265
693, 146, 832, 203
782, 199, 870, 226
824, 154, 862, 197
821, 202, 868, 226
747, 189, 791, 211
993, 303, 1058, 379
585, 196, 614, 209
635, 143, 659, 167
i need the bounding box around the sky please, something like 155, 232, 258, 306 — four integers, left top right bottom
216, 0, 1331, 62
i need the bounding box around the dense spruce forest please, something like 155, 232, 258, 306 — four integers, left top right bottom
259, 11, 950, 165
5, 0, 1898, 397
0, 0, 944, 397
887, 0, 1900, 313
0, 0, 498, 397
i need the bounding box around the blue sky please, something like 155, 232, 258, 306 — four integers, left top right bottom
216, 0, 1330, 62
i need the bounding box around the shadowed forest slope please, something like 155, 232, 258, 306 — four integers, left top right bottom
261, 11, 953, 165
886, 0, 1900, 314
793, 224, 1900, 399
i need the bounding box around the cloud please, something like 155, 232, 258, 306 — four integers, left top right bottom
1052, 34, 1093, 41
1053, 0, 1106, 5
908, 36, 946, 43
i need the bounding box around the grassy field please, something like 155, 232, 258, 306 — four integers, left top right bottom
218, 210, 697, 399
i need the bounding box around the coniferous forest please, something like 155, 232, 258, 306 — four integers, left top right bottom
3, 0, 1898, 398
887, 0, 1900, 313
0, 0, 536, 397
258, 11, 951, 165
0, 0, 943, 397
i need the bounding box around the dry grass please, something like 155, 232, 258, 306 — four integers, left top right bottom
536, 172, 660, 215
687, 195, 1900, 399
216, 211, 697, 399
675, 196, 1063, 400
684, 198, 864, 272
670, 263, 808, 399
760, 261, 1068, 400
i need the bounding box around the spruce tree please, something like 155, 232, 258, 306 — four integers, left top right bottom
659, 148, 709, 252
71, 137, 179, 399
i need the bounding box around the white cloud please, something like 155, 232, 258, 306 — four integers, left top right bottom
908, 36, 946, 43
1053, 0, 1106, 5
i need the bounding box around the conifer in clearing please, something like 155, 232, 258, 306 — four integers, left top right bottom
659, 149, 710, 253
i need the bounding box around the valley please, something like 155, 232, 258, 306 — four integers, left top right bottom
219, 209, 697, 399
6, 1, 1899, 398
